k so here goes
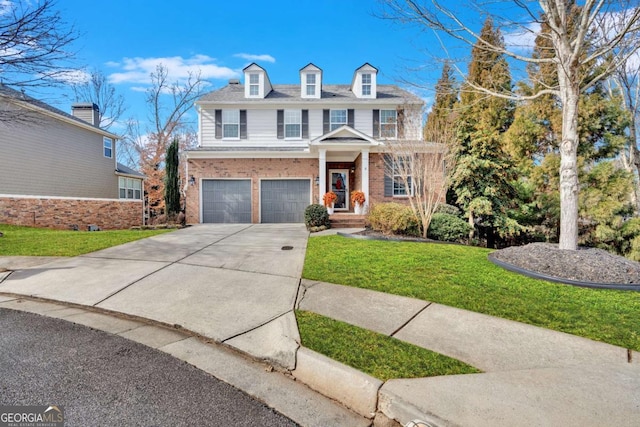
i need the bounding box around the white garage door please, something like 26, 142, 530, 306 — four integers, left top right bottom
202, 179, 252, 223
260, 179, 310, 223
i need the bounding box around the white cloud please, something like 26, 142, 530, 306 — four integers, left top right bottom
51, 69, 91, 84
107, 55, 240, 85
233, 53, 276, 63
503, 23, 540, 53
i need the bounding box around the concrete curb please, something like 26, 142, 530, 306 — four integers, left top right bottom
293, 347, 383, 419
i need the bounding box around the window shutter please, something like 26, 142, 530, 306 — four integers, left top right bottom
383, 154, 393, 197
372, 109, 380, 137
277, 110, 284, 139
323, 109, 330, 134
397, 108, 405, 139
347, 109, 354, 128
215, 109, 222, 139
240, 110, 247, 139
301, 110, 309, 139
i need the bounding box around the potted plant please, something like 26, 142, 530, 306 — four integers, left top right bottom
323, 191, 338, 214
350, 190, 366, 214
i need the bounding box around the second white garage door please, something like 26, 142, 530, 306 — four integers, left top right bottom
260, 179, 310, 223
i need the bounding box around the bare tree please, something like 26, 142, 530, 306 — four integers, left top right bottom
70, 69, 127, 130
0, 0, 77, 88
122, 64, 205, 218
384, 104, 455, 237
380, 0, 640, 250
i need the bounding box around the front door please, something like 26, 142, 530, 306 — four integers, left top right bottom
329, 169, 349, 211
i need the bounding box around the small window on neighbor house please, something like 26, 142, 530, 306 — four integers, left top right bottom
285, 110, 301, 138
330, 109, 347, 131
380, 110, 397, 139
306, 74, 316, 96
362, 73, 372, 96
222, 109, 240, 138
119, 177, 142, 200
249, 73, 260, 96
103, 137, 113, 158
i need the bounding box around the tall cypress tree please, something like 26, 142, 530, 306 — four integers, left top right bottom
452, 18, 520, 247
424, 62, 458, 144
164, 138, 181, 217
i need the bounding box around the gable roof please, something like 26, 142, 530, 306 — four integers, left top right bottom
197, 83, 422, 105
0, 83, 119, 139
311, 125, 380, 146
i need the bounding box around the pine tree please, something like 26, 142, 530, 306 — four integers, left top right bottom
164, 138, 181, 218
451, 18, 520, 247
424, 62, 458, 144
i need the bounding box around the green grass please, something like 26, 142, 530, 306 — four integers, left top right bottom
296, 310, 480, 381
0, 224, 173, 256
303, 236, 640, 351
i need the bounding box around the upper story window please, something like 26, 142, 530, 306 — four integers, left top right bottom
380, 110, 398, 139
103, 137, 113, 158
362, 73, 372, 96
306, 74, 316, 96
249, 73, 260, 96
222, 109, 240, 138
330, 109, 347, 131
285, 110, 301, 139
119, 177, 142, 200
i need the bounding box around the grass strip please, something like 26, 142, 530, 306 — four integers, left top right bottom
303, 235, 640, 351
296, 310, 480, 381
0, 224, 173, 257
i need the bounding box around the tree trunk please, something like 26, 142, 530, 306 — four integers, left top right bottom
558, 74, 580, 251
628, 121, 640, 215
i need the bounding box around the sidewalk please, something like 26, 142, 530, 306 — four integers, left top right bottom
1, 225, 639, 426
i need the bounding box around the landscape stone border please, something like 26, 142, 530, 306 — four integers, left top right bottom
488, 253, 640, 291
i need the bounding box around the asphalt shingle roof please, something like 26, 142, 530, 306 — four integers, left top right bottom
197, 84, 423, 105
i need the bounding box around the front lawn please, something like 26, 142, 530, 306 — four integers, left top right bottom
296, 310, 480, 381
303, 236, 640, 351
0, 224, 173, 257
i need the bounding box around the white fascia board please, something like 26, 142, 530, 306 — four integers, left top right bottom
187, 150, 315, 159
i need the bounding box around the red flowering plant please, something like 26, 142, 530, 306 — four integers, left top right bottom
323, 191, 338, 207
350, 190, 366, 205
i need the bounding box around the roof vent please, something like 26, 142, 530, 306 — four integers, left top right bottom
228, 79, 240, 85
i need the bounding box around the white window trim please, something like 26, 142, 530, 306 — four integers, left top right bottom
103, 137, 113, 158
380, 110, 398, 140
330, 109, 347, 131
222, 109, 240, 140
393, 156, 414, 197
362, 73, 371, 96
249, 73, 260, 97
119, 177, 142, 200
284, 109, 302, 140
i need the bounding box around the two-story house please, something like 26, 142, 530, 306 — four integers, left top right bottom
185, 63, 428, 224
0, 84, 144, 230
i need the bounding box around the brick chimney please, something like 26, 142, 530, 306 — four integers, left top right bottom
71, 103, 100, 126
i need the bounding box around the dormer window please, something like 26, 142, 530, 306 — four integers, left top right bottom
249, 73, 260, 96
306, 74, 316, 96
362, 74, 371, 96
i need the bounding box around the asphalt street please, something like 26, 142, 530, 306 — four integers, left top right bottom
0, 308, 298, 427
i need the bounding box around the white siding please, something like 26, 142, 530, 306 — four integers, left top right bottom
354, 109, 373, 137
246, 109, 277, 142
308, 109, 324, 140
200, 109, 216, 145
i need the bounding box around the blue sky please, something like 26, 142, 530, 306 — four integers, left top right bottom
40, 0, 534, 134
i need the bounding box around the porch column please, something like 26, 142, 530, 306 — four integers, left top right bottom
361, 149, 370, 211
319, 148, 327, 204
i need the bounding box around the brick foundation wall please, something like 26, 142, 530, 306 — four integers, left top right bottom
0, 196, 144, 230
186, 157, 319, 224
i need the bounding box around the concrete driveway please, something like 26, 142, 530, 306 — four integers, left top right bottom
0, 224, 309, 369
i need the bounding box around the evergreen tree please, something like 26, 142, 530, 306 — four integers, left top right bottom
451, 18, 520, 247
424, 62, 458, 144
164, 138, 181, 217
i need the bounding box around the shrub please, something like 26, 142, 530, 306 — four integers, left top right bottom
367, 203, 420, 236
305, 204, 330, 229
435, 203, 462, 217
428, 213, 472, 242
620, 218, 640, 261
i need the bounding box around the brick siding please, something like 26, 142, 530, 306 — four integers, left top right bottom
0, 197, 143, 230
186, 158, 320, 224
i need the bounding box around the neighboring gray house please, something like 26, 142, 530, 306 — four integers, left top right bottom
0, 84, 144, 230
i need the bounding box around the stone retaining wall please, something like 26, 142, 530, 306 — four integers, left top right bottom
0, 196, 144, 230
